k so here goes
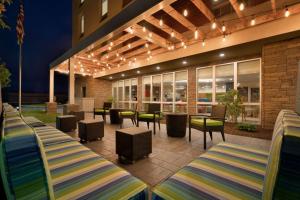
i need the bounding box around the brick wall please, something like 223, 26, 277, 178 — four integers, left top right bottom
75, 76, 112, 108
188, 66, 197, 115
262, 38, 300, 129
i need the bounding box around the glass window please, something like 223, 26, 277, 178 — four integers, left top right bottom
118, 81, 124, 102
124, 80, 130, 101
131, 79, 137, 101
162, 73, 173, 102
152, 75, 161, 102
237, 60, 260, 103
197, 104, 212, 115
215, 64, 234, 102
143, 77, 151, 101
197, 67, 213, 102
175, 104, 187, 113
80, 15, 85, 34
163, 103, 173, 112
102, 0, 108, 16
175, 71, 187, 102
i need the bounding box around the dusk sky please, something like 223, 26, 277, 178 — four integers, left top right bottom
0, 0, 72, 95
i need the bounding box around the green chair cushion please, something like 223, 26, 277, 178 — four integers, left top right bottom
95, 109, 109, 113
191, 118, 223, 127
120, 111, 135, 116
139, 113, 160, 119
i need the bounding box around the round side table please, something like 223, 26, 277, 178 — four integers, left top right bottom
166, 113, 187, 137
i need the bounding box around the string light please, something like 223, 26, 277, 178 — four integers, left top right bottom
145, 43, 149, 48
143, 26, 146, 32
250, 16, 256, 26
184, 45, 187, 49
149, 32, 153, 38
91, 53, 94, 57
222, 22, 226, 32
285, 6, 290, 17
147, 50, 151, 54
159, 19, 163, 26
88, 54, 91, 58
129, 27, 134, 34
194, 29, 199, 40
118, 64, 120, 68
222, 34, 226, 42
239, 2, 245, 11
183, 9, 188, 17
108, 46, 112, 51
116, 53, 119, 57
171, 31, 175, 38
106, 55, 109, 59
202, 39, 206, 47
181, 41, 185, 47
212, 21, 217, 29
128, 43, 131, 48
110, 42, 113, 46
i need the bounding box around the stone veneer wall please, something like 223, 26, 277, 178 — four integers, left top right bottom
262, 37, 300, 129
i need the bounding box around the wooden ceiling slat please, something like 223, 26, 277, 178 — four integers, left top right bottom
190, 0, 223, 33
228, 0, 244, 18
164, 5, 197, 31
146, 15, 186, 42
126, 24, 169, 48
271, 0, 276, 14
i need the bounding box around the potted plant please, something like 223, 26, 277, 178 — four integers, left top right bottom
218, 89, 243, 123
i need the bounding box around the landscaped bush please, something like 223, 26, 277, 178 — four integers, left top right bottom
237, 123, 257, 132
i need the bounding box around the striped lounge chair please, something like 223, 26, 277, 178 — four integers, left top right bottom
153, 109, 300, 200
1, 104, 148, 200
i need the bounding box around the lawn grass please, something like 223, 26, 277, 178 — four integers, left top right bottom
22, 110, 59, 123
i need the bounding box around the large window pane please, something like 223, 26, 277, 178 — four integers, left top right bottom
112, 82, 118, 107
240, 105, 260, 123
175, 104, 187, 113
163, 103, 173, 112
175, 71, 187, 102
124, 80, 130, 101
143, 77, 151, 101
152, 75, 161, 102
215, 64, 234, 102
118, 81, 124, 101
237, 60, 260, 103
197, 67, 213, 102
131, 79, 137, 101
197, 104, 212, 115
162, 73, 173, 102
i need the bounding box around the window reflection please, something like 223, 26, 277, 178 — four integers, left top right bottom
197, 67, 213, 102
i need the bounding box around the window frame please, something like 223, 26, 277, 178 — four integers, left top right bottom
196, 58, 262, 123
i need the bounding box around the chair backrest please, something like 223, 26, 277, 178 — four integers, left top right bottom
211, 105, 226, 120
103, 102, 112, 109
148, 103, 160, 114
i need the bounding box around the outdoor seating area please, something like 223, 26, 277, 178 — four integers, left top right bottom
1, 0, 300, 199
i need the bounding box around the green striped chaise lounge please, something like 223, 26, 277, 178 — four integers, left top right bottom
1, 104, 148, 200
153, 109, 300, 200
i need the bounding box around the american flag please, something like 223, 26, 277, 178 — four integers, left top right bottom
16, 0, 24, 45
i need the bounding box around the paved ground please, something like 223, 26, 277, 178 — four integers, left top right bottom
53, 113, 271, 189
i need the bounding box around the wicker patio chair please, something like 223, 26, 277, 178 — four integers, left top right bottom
137, 103, 162, 135
94, 102, 112, 122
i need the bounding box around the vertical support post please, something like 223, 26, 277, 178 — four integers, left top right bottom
49, 68, 55, 103
69, 58, 75, 105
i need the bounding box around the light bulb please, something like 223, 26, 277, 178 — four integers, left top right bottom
145, 43, 149, 48
143, 26, 146, 32
184, 45, 187, 49
108, 46, 111, 51
159, 19, 163, 26
116, 53, 119, 57
239, 3, 245, 11
183, 9, 188, 17
222, 24, 226, 32
212, 21, 217, 29
222, 35, 226, 42
194, 29, 199, 39
147, 50, 151, 54
149, 32, 152, 38
171, 31, 175, 38
250, 18, 256, 26
285, 7, 290, 17
110, 42, 113, 46
181, 41, 185, 46
128, 43, 131, 48
202, 40, 206, 47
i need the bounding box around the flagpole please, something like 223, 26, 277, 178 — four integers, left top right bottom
18, 43, 22, 113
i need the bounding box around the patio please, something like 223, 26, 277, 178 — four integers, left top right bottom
59, 113, 271, 188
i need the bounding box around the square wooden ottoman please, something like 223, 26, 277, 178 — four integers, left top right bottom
56, 115, 77, 132
116, 127, 152, 163
78, 119, 104, 142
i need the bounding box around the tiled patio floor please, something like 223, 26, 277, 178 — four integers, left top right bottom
52, 113, 271, 189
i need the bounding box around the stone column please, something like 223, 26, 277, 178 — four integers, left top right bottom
47, 68, 57, 114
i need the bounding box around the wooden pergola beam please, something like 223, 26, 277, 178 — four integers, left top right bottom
145, 15, 186, 42
126, 24, 169, 48
229, 0, 244, 18
164, 5, 197, 31
190, 0, 223, 33
271, 0, 276, 14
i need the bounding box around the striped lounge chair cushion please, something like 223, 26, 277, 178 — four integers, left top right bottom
33, 126, 148, 200
153, 142, 269, 200
0, 113, 53, 200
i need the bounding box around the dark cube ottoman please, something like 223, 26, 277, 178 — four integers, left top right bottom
78, 119, 104, 142
56, 115, 77, 132
116, 127, 152, 163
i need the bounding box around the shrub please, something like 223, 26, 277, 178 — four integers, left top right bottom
237, 123, 257, 132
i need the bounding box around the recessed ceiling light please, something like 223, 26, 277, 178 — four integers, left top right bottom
109, 76, 113, 79
121, 74, 125, 77
156, 66, 160, 70
182, 60, 187, 65
219, 53, 225, 57
137, 70, 140, 74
